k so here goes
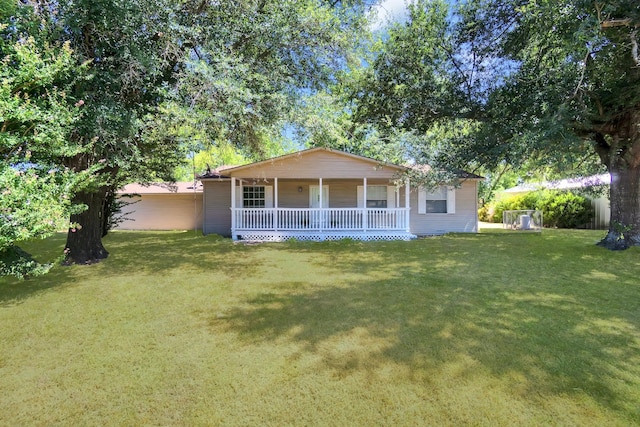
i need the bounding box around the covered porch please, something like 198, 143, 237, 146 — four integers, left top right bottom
230, 177, 415, 241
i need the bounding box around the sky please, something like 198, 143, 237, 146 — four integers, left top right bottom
371, 0, 409, 30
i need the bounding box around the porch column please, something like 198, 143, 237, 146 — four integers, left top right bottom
405, 178, 411, 232
363, 177, 367, 231
231, 177, 237, 240
274, 177, 278, 231
319, 177, 323, 232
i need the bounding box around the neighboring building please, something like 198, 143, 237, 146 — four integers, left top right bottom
499, 174, 610, 229
116, 182, 203, 231
198, 147, 483, 241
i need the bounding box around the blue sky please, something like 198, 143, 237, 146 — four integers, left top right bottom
371, 0, 409, 30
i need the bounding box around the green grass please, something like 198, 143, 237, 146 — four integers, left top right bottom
1, 229, 639, 426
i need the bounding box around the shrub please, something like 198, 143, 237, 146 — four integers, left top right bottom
537, 191, 594, 228
484, 190, 594, 228
478, 205, 491, 222
0, 245, 53, 279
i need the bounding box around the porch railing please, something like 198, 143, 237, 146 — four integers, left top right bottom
232, 208, 409, 231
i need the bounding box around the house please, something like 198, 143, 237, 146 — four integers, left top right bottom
198, 147, 483, 241
499, 174, 610, 229
116, 182, 203, 231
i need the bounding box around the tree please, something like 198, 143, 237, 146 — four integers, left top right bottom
4, 0, 372, 265
0, 17, 92, 277
354, 0, 640, 249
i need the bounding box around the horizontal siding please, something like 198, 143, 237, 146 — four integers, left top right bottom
116, 194, 202, 230
198, 178, 479, 236
203, 180, 232, 236
274, 179, 399, 208
410, 181, 478, 234
229, 150, 403, 179
276, 180, 313, 208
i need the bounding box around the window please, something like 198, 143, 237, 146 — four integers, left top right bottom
357, 185, 396, 209
425, 187, 447, 213
418, 186, 455, 214
366, 186, 388, 208
243, 186, 265, 208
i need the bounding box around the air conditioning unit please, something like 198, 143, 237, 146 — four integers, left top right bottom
503, 210, 542, 232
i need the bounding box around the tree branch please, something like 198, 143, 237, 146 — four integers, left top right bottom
631, 30, 640, 66
600, 18, 633, 29
572, 50, 591, 98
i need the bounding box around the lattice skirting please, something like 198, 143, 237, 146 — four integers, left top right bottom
235, 231, 417, 242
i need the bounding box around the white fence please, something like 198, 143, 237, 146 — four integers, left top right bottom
233, 208, 409, 231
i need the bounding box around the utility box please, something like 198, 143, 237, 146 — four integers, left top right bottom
503, 210, 542, 232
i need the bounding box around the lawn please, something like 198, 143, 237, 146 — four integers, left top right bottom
1, 229, 639, 426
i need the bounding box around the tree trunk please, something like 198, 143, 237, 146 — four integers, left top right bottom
597, 164, 640, 250
594, 115, 640, 250
64, 187, 109, 264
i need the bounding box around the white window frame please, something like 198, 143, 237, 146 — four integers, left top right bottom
238, 184, 273, 208
357, 185, 397, 209
418, 186, 455, 214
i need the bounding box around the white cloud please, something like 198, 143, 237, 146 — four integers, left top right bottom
371, 0, 409, 30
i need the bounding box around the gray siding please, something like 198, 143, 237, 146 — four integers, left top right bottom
203, 180, 232, 236
409, 181, 478, 235
274, 179, 393, 208
202, 177, 479, 236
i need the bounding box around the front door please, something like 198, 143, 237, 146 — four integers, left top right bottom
309, 185, 329, 208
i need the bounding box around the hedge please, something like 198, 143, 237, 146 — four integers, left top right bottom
485, 190, 594, 228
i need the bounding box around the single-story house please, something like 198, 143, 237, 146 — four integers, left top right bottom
116, 182, 203, 231
197, 147, 483, 241
499, 174, 610, 229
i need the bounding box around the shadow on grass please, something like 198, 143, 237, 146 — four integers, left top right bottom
0, 233, 69, 306
0, 231, 254, 305
71, 231, 265, 279
211, 234, 640, 422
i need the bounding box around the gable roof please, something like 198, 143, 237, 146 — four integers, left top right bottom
198, 165, 233, 180
223, 147, 405, 174
198, 147, 483, 181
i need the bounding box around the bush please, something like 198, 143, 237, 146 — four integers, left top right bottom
0, 245, 53, 279
484, 190, 594, 228
478, 205, 491, 222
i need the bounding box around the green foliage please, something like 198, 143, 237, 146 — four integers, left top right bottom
477, 204, 491, 222
489, 190, 594, 228
352, 0, 639, 246
0, 33, 82, 162
0, 245, 54, 279
0, 19, 92, 276
0, 166, 86, 252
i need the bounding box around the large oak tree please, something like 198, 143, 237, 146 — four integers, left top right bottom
7, 0, 370, 265
355, 0, 640, 249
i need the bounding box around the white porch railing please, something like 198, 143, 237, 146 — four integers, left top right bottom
232, 208, 409, 231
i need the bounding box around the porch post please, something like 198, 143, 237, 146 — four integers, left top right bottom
405, 178, 411, 232
231, 177, 237, 240
319, 177, 323, 232
363, 177, 367, 232
274, 177, 278, 231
